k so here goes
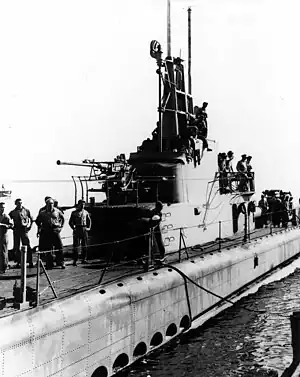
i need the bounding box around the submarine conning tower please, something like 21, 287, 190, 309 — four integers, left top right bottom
56, 3, 256, 258
127, 5, 211, 205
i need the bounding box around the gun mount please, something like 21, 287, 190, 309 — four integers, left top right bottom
57, 154, 178, 207
57, 160, 103, 169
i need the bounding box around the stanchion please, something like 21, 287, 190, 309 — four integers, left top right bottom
148, 230, 152, 268
39, 257, 58, 299
35, 252, 41, 306
179, 228, 182, 262
243, 210, 248, 242
179, 228, 189, 259
14, 246, 30, 309
218, 221, 222, 251
98, 249, 114, 285
136, 181, 139, 207
270, 214, 273, 236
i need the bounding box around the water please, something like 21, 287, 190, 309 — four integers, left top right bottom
126, 258, 300, 377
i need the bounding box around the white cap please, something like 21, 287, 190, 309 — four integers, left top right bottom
152, 215, 160, 221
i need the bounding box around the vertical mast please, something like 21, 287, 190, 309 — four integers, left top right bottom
167, 0, 171, 56
188, 6, 192, 95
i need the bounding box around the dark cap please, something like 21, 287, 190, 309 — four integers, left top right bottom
15, 198, 22, 204
227, 150, 234, 156
246, 155, 252, 160
241, 154, 247, 158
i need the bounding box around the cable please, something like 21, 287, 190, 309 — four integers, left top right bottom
159, 262, 289, 319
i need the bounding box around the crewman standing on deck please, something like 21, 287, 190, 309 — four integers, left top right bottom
38, 196, 52, 214
0, 202, 13, 273
149, 201, 165, 262
36, 197, 65, 270
69, 199, 91, 266
9, 199, 34, 268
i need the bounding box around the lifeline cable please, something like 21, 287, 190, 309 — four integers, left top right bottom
159, 262, 289, 319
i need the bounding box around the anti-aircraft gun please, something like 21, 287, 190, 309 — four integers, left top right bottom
56, 156, 140, 207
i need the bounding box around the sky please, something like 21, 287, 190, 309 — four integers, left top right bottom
1, 0, 300, 197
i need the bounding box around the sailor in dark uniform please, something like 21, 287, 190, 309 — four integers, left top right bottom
196, 102, 208, 137
69, 200, 92, 266
236, 154, 248, 191
246, 155, 254, 191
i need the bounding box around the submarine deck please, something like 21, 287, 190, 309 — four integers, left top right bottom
0, 225, 295, 318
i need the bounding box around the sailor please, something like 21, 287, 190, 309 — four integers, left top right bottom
0, 202, 13, 273
149, 201, 165, 261
196, 102, 208, 137
69, 199, 92, 266
38, 196, 52, 214
236, 154, 248, 191
246, 155, 254, 191
190, 130, 201, 167
217, 153, 227, 193
273, 194, 282, 227
9, 199, 34, 268
217, 153, 226, 172
36, 197, 65, 269
289, 196, 293, 211
268, 194, 276, 226
258, 194, 268, 227
225, 151, 234, 173
282, 196, 289, 228
236, 154, 247, 173
246, 155, 252, 173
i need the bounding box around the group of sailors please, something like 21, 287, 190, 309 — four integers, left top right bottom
138, 102, 211, 166
258, 191, 293, 228
218, 152, 254, 193
0, 197, 91, 273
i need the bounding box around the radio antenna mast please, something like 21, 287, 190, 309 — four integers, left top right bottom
188, 6, 192, 95
167, 0, 171, 56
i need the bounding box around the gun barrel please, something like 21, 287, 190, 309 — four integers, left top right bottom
56, 160, 99, 168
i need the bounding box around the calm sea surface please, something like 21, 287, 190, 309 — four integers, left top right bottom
125, 258, 300, 377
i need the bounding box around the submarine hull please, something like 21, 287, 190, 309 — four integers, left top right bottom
0, 228, 299, 377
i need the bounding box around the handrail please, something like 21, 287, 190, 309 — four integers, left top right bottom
28, 208, 300, 308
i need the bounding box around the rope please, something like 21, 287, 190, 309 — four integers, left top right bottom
159, 262, 289, 319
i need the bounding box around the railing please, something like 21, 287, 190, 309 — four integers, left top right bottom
71, 175, 176, 206
71, 172, 257, 208
5, 206, 297, 313
217, 171, 255, 194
